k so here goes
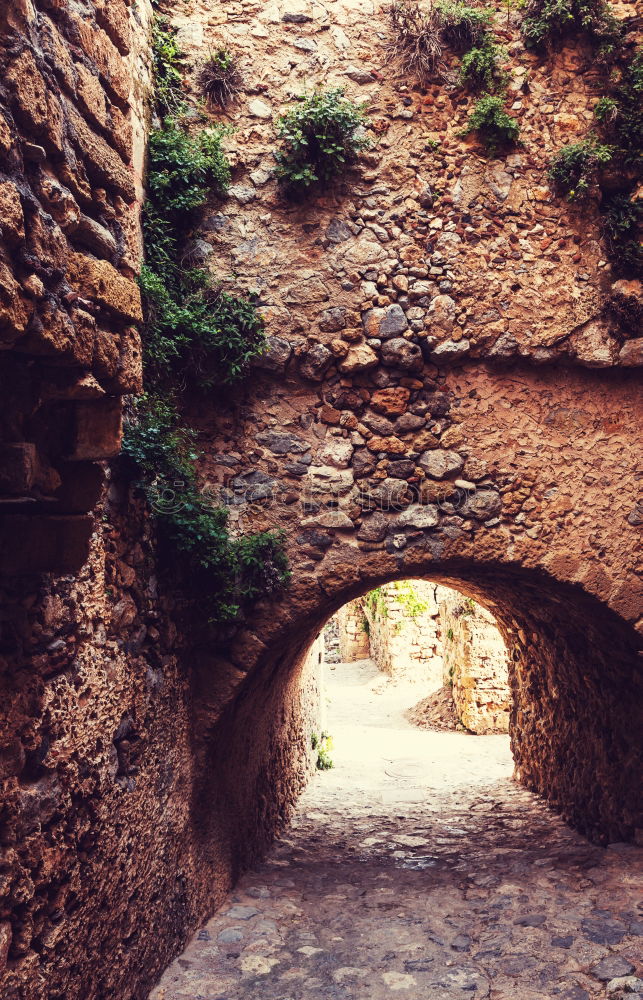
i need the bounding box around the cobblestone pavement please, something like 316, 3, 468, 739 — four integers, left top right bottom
151, 661, 643, 1000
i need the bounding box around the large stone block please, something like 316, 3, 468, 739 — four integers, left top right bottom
0, 443, 37, 495
0, 181, 24, 244
0, 515, 94, 573
92, 0, 131, 54
0, 263, 31, 342
68, 397, 123, 460
66, 252, 142, 323
5, 49, 64, 153
70, 13, 130, 104
65, 104, 135, 199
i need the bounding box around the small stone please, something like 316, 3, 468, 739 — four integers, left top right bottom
607, 977, 643, 995
379, 304, 409, 338
370, 387, 411, 416
419, 450, 464, 480
338, 342, 378, 373
461, 490, 502, 521
357, 512, 388, 541
299, 343, 333, 381
396, 504, 439, 529
223, 905, 259, 920
218, 927, 244, 942
381, 337, 423, 372
591, 956, 635, 981
248, 99, 272, 118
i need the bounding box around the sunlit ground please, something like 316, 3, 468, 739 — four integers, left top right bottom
321, 658, 514, 807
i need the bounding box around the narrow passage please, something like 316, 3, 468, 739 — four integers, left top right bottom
152, 659, 642, 1000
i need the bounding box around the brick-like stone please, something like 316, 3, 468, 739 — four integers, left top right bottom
0, 180, 24, 244
0, 443, 37, 495
66, 252, 142, 322
68, 397, 123, 460
93, 0, 131, 54
5, 49, 64, 153
65, 103, 134, 199
0, 515, 94, 573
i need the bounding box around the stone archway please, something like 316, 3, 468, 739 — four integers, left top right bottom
191, 549, 641, 907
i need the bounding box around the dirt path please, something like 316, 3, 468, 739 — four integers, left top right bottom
151, 661, 642, 999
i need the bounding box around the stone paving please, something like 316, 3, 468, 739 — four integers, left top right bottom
151, 661, 643, 1000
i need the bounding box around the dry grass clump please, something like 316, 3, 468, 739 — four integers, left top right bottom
386, 0, 445, 82
196, 48, 242, 107
386, 0, 495, 83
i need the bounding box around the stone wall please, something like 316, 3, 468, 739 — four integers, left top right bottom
0, 0, 642, 998
336, 598, 370, 661
362, 581, 443, 685
0, 0, 148, 575
439, 590, 511, 733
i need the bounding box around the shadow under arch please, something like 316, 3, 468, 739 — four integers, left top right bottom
191, 559, 642, 895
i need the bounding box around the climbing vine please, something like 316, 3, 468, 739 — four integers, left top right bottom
546, 42, 642, 276
122, 11, 289, 625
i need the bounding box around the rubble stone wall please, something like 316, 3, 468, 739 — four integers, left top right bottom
439, 590, 511, 733
336, 598, 370, 661
0, 1, 642, 999
362, 581, 443, 686
0, 0, 149, 575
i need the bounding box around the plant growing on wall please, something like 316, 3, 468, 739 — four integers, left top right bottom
394, 582, 430, 620
311, 732, 334, 770
460, 94, 520, 152
122, 15, 288, 626
547, 138, 613, 200
460, 38, 508, 90
386, 0, 447, 80
522, 0, 623, 60
547, 50, 642, 276
386, 0, 504, 92
197, 47, 242, 107
151, 15, 185, 116
274, 88, 372, 194
123, 397, 290, 623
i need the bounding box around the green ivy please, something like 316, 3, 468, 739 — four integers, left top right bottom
125, 10, 288, 626
594, 51, 643, 168
151, 16, 185, 117
275, 88, 371, 194
601, 193, 643, 275
460, 38, 508, 91
393, 582, 430, 620
436, 0, 493, 50
140, 265, 265, 388
122, 397, 290, 623
548, 138, 613, 200
311, 732, 334, 770
547, 50, 641, 276
148, 120, 231, 221
460, 94, 520, 152
522, 0, 623, 59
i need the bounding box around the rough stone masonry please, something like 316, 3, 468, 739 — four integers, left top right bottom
0, 0, 642, 999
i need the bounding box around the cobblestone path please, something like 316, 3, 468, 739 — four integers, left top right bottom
151, 661, 642, 1000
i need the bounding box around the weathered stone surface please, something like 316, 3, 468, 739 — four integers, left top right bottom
370, 387, 410, 416
66, 253, 142, 322
338, 342, 378, 373
419, 450, 465, 479
299, 342, 333, 380
461, 490, 503, 521
619, 338, 643, 366
68, 397, 123, 460
318, 437, 354, 468
253, 335, 293, 371
380, 337, 423, 371
396, 504, 440, 529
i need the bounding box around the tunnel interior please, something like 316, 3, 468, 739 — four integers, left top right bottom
195, 560, 643, 904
